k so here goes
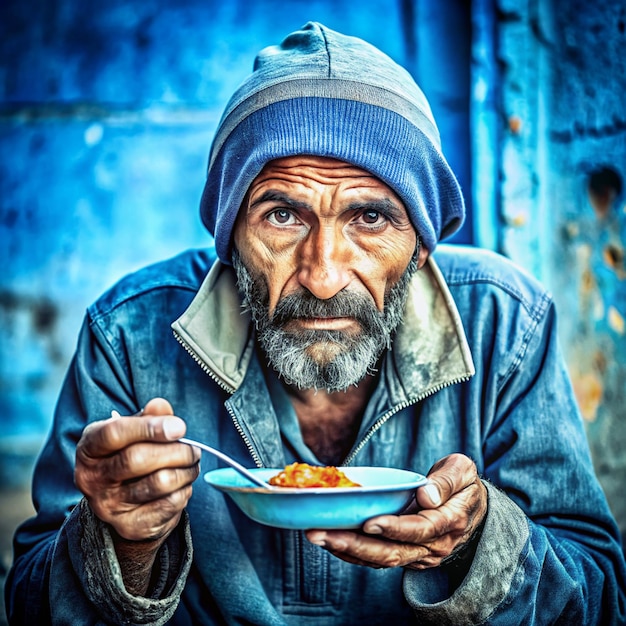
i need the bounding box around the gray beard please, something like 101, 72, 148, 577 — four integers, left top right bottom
232, 250, 418, 393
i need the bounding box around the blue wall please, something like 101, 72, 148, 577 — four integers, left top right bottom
0, 0, 474, 485
495, 0, 626, 542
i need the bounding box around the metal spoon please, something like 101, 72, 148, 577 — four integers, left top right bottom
179, 437, 275, 489
109, 410, 274, 489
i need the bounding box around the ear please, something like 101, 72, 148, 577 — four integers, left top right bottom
416, 239, 430, 269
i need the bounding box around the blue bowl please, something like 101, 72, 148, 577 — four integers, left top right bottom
204, 466, 427, 530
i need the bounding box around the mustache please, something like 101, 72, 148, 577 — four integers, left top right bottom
271, 289, 382, 330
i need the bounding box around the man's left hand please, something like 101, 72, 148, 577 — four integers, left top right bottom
306, 453, 487, 570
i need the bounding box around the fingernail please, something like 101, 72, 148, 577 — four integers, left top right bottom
163, 417, 186, 440
307, 532, 326, 547
364, 523, 383, 535
425, 483, 441, 506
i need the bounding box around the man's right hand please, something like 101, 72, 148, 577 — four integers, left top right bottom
75, 397, 201, 543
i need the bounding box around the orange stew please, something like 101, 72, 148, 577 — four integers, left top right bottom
269, 462, 361, 488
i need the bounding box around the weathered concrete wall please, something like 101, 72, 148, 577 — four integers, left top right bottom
496, 0, 626, 539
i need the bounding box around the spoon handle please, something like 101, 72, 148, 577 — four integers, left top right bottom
179, 437, 273, 489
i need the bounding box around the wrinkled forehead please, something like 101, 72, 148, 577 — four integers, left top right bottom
251, 155, 381, 184
246, 155, 404, 197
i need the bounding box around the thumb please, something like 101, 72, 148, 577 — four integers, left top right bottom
415, 453, 478, 509
141, 397, 185, 441
418, 481, 443, 508
143, 397, 174, 416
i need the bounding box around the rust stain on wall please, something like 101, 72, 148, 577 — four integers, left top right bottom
571, 370, 604, 422
587, 166, 622, 219
570, 350, 608, 423
577, 245, 605, 321
508, 115, 523, 135
603, 243, 625, 279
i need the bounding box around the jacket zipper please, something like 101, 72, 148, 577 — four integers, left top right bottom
173, 329, 237, 394
173, 329, 264, 467
225, 404, 264, 468
175, 328, 472, 469
343, 374, 472, 466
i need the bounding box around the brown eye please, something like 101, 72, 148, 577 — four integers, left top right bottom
362, 210, 381, 224
268, 209, 294, 225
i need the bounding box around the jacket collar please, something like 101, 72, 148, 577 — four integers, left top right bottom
171, 257, 474, 398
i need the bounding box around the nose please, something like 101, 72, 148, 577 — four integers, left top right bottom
297, 226, 352, 300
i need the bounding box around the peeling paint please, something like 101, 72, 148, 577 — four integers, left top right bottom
571, 370, 603, 422
498, 0, 626, 548
603, 244, 625, 278
508, 115, 523, 134
608, 306, 625, 335
505, 212, 528, 228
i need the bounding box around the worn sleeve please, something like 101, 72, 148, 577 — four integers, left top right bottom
5, 316, 192, 625
403, 482, 527, 624
61, 500, 192, 625
404, 298, 626, 624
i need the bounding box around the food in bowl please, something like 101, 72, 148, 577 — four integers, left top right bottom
204, 466, 428, 529
269, 462, 361, 488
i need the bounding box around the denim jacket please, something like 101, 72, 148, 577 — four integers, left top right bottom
7, 244, 626, 625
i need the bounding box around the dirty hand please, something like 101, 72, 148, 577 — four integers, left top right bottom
306, 453, 487, 570
75, 397, 201, 542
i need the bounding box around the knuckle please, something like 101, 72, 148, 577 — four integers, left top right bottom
416, 511, 439, 536
126, 445, 148, 468
145, 417, 162, 440
153, 469, 175, 492
104, 418, 128, 450
162, 487, 191, 513
149, 467, 187, 496
153, 467, 197, 494
437, 473, 456, 498
420, 555, 444, 568
385, 548, 406, 568
393, 544, 430, 569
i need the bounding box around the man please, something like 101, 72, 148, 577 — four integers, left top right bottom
6, 21, 626, 625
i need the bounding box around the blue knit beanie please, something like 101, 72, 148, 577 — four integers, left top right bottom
200, 21, 465, 263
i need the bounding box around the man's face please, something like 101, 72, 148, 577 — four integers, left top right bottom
233, 155, 425, 392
